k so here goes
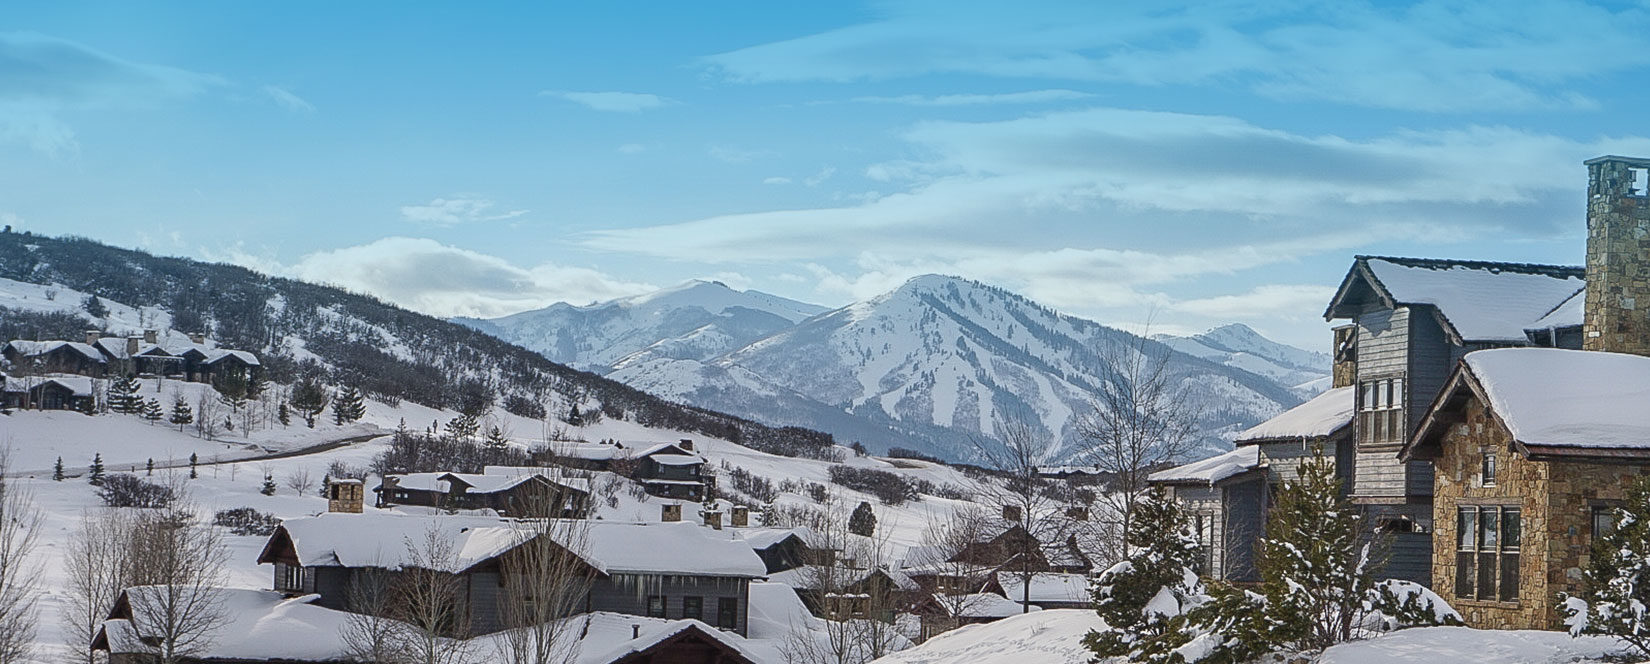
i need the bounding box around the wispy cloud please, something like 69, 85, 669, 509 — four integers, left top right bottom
0, 32, 225, 154
541, 90, 675, 113
701, 1, 1650, 112
262, 85, 314, 113
848, 89, 1095, 106
215, 237, 656, 318
762, 176, 792, 185
400, 196, 528, 226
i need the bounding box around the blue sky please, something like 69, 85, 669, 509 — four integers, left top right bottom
5, 1, 1650, 349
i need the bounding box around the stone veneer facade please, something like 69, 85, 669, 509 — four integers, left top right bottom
1432, 396, 1648, 630
1584, 156, 1650, 356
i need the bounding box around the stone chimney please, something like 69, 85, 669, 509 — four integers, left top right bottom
1331, 324, 1357, 389
188, 332, 205, 345
678, 438, 694, 451
1002, 504, 1022, 522
731, 505, 749, 527
1064, 506, 1089, 521
126, 337, 140, 356
661, 503, 682, 522
85, 330, 99, 346
1584, 155, 1650, 355
328, 479, 364, 513
143, 329, 158, 344
703, 509, 723, 530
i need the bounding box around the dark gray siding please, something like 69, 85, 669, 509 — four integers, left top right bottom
1223, 477, 1265, 582
466, 571, 506, 636
587, 574, 751, 636
1362, 503, 1433, 585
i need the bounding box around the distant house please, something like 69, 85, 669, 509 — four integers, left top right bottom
178, 346, 261, 384
739, 527, 829, 573
995, 572, 1090, 610
375, 470, 591, 518
1, 339, 106, 376
911, 592, 1036, 641
630, 441, 709, 500
257, 513, 768, 636
2, 375, 95, 412
769, 563, 919, 621
92, 331, 185, 377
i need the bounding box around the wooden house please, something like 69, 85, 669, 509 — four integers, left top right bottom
93, 332, 185, 377
375, 470, 591, 518
995, 572, 1090, 610
2, 375, 95, 411
1, 339, 106, 376
630, 441, 709, 500
1147, 445, 1267, 581
739, 527, 829, 573
179, 347, 262, 384
257, 514, 768, 637
910, 592, 1034, 641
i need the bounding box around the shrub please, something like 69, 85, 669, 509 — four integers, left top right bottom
214, 507, 280, 536
827, 465, 918, 506
887, 447, 942, 463
97, 473, 175, 508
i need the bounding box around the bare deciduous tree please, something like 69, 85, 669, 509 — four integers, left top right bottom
968, 413, 1073, 613
1076, 326, 1198, 558
782, 497, 905, 664
339, 566, 404, 664
63, 510, 133, 664
285, 468, 315, 496
0, 450, 42, 663
124, 506, 229, 664
494, 516, 595, 664
908, 506, 998, 626
392, 526, 471, 664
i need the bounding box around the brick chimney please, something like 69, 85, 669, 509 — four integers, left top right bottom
188, 332, 205, 345
678, 438, 694, 451
731, 505, 749, 527
85, 330, 99, 346
143, 329, 158, 344
1331, 324, 1357, 389
661, 503, 681, 522
328, 479, 364, 513
1584, 155, 1650, 355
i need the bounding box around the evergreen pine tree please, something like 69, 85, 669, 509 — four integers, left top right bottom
848, 501, 877, 537
142, 397, 164, 423
483, 425, 509, 450
290, 378, 329, 428
146, 458, 154, 476
1084, 487, 1210, 663
278, 402, 291, 427
189, 452, 199, 479
445, 413, 479, 441
169, 396, 193, 431
566, 404, 582, 426
261, 473, 277, 496
82, 294, 107, 318
333, 386, 365, 424
319, 475, 331, 498
109, 376, 142, 414
52, 457, 63, 482
88, 454, 105, 486
1563, 475, 1650, 657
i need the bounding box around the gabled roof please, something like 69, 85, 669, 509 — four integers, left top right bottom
93, 337, 181, 361
739, 526, 821, 550
4, 375, 95, 397
3, 339, 105, 362
921, 592, 1039, 618
1407, 348, 1650, 462
1527, 288, 1585, 332
1324, 256, 1585, 344
1146, 446, 1262, 486
1234, 385, 1354, 445
996, 572, 1090, 605
382, 471, 588, 495
95, 588, 355, 660
547, 612, 764, 664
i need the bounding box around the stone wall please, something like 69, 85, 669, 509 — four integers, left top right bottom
1583, 156, 1650, 356
1432, 395, 1649, 630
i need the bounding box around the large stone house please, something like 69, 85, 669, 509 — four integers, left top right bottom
1395, 155, 1650, 630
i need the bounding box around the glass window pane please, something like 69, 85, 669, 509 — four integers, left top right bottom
1456, 552, 1476, 599
1503, 509, 1521, 549
1393, 379, 1404, 406
1594, 507, 1616, 538
1499, 553, 1520, 601
1478, 552, 1496, 600
1481, 508, 1499, 550
1458, 509, 1476, 549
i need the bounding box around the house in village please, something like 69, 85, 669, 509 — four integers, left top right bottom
739, 527, 831, 573
1, 374, 95, 411
1394, 155, 1650, 631
545, 440, 710, 501
1, 339, 106, 376
257, 512, 768, 637
374, 469, 592, 518
90, 330, 185, 377
1148, 383, 1354, 581
2, 330, 260, 385
93, 588, 764, 664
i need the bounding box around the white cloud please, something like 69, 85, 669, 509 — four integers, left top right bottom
762, 177, 792, 185
400, 196, 528, 226
1171, 284, 1337, 319
848, 89, 1095, 106
804, 166, 836, 187
617, 143, 646, 154
262, 85, 315, 113
541, 90, 675, 113
701, 1, 1650, 112
217, 237, 656, 318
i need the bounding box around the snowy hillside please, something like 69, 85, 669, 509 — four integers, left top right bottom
1154, 323, 1332, 397
455, 280, 828, 372
614, 275, 1304, 463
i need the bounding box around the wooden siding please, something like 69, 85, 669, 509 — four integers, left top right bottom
1223, 478, 1265, 582
588, 574, 751, 636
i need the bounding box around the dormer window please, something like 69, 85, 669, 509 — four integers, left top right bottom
1482, 453, 1497, 487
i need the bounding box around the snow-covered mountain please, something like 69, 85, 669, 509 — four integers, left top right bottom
471, 275, 1322, 463
1153, 323, 1332, 397
454, 280, 828, 372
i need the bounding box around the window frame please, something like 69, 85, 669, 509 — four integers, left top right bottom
646, 595, 667, 618
1481, 453, 1497, 487
1454, 505, 1520, 603
717, 597, 739, 630
682, 596, 703, 621
1358, 376, 1406, 445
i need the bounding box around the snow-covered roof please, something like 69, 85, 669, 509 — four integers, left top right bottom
996, 572, 1090, 605
92, 337, 182, 360
482, 611, 765, 664
1459, 348, 1650, 451
739, 526, 819, 550
650, 454, 705, 466
3, 339, 105, 362
1147, 446, 1262, 485
4, 375, 95, 396
1528, 288, 1585, 331
870, 609, 1100, 664
201, 348, 261, 366
266, 513, 529, 572
937, 593, 1040, 618
561, 521, 768, 578
549, 442, 627, 461
97, 588, 354, 661
1329, 257, 1585, 343
385, 471, 587, 495
1235, 385, 1355, 443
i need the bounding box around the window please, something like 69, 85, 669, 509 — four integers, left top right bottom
682, 596, 703, 621
1190, 513, 1215, 575
276, 563, 306, 592
1594, 506, 1620, 538
1455, 506, 1520, 602
717, 597, 739, 630
1358, 377, 1405, 444
646, 595, 666, 618
1482, 454, 1497, 487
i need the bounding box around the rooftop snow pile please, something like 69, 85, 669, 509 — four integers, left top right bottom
97, 588, 355, 661
1235, 385, 1354, 443
1465, 348, 1650, 449
555, 520, 767, 577
1147, 446, 1261, 485
1360, 257, 1583, 342
1527, 289, 1584, 331
996, 572, 1090, 605
4, 339, 104, 361
870, 609, 1100, 664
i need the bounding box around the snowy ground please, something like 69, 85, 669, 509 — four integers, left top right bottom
1316, 626, 1630, 664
